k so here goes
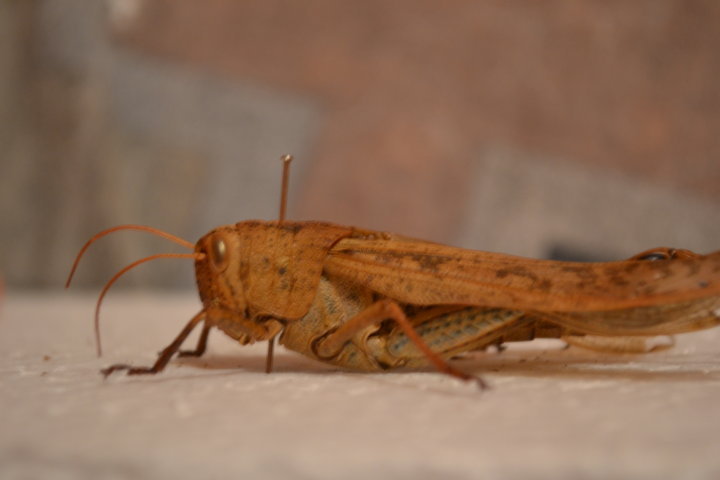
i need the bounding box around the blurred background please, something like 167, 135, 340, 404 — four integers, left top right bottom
2, 0, 719, 290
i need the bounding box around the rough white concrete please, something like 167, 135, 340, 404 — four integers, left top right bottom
2, 292, 719, 479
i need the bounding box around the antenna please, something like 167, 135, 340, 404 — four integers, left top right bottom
278, 154, 292, 222
65, 225, 197, 357
266, 154, 293, 373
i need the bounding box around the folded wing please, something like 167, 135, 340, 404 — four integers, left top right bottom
324, 235, 720, 312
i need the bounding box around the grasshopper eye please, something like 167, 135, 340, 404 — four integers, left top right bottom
209, 236, 229, 271
637, 252, 669, 261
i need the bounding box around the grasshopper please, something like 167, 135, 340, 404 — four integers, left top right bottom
67, 156, 720, 388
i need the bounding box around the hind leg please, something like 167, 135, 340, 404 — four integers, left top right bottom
562, 334, 675, 354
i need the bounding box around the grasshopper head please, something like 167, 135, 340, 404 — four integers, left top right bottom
194, 225, 283, 344
195, 220, 353, 345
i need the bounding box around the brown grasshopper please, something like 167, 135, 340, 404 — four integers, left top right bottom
67, 156, 720, 388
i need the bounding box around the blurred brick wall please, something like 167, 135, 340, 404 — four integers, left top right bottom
1, 0, 719, 288
115, 1, 720, 218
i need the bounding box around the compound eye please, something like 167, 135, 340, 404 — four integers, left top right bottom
209, 235, 229, 272
637, 251, 669, 261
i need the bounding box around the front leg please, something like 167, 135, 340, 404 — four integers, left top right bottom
313, 299, 488, 388
178, 324, 211, 357
102, 311, 206, 377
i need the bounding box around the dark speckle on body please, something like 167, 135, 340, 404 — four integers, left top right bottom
280, 223, 303, 234
409, 254, 452, 272
495, 267, 540, 284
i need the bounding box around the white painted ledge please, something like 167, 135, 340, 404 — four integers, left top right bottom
1, 292, 719, 479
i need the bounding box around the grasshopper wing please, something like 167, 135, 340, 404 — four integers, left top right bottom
325, 235, 720, 312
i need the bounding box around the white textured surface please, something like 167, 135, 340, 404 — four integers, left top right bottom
2, 292, 719, 479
